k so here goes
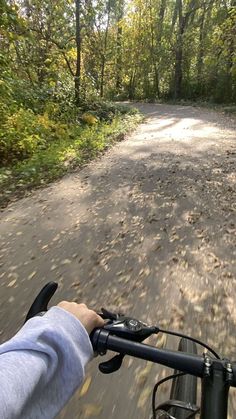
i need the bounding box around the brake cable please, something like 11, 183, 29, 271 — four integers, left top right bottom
152, 372, 185, 419
157, 327, 220, 360
151, 327, 219, 418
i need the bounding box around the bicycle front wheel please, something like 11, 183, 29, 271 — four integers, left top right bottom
169, 338, 198, 419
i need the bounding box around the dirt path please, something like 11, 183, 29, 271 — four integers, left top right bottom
0, 103, 236, 418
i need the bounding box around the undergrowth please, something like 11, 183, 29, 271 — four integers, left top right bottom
0, 105, 141, 207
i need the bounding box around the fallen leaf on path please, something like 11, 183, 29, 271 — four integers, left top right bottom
116, 271, 124, 276
135, 362, 152, 387
71, 281, 80, 289
137, 386, 152, 409
7, 279, 16, 287
126, 358, 133, 368
61, 259, 71, 265
82, 404, 102, 417
8, 272, 18, 280
79, 376, 92, 397
153, 244, 162, 251
28, 271, 36, 280
143, 267, 151, 277
194, 305, 203, 313
156, 334, 167, 348
118, 275, 131, 284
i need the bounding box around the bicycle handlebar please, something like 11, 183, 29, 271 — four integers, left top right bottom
26, 282, 236, 388
92, 328, 205, 377
91, 328, 236, 386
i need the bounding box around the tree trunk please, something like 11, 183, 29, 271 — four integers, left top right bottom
115, 0, 124, 93
197, 8, 205, 88
173, 0, 183, 99
75, 0, 81, 103
225, 0, 235, 101
100, 0, 111, 98
173, 0, 200, 99
148, 0, 159, 97
128, 69, 136, 100
115, 25, 122, 93
157, 0, 166, 45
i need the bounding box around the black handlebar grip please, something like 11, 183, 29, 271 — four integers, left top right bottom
90, 328, 109, 354
25, 282, 58, 323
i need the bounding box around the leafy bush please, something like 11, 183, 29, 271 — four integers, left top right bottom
0, 108, 69, 164
81, 113, 98, 125
0, 88, 138, 167
0, 111, 142, 207
78, 100, 137, 121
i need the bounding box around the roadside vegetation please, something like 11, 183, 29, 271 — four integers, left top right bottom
1, 0, 235, 206
0, 97, 141, 206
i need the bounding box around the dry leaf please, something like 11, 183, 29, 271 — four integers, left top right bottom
143, 267, 150, 277
82, 403, 102, 417
194, 305, 203, 313
28, 271, 36, 280
61, 259, 71, 265
136, 362, 152, 387
71, 281, 80, 289
7, 279, 16, 287
79, 376, 92, 397
137, 386, 152, 409
156, 333, 167, 348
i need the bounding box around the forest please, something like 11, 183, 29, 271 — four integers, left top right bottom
0, 0, 235, 203
0, 3, 236, 415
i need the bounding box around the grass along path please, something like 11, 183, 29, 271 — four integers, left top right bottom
0, 112, 142, 208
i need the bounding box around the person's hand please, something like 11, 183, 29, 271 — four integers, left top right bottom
57, 301, 104, 334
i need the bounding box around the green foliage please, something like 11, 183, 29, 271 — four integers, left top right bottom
78, 99, 138, 121
0, 111, 141, 206
0, 108, 70, 163
1, 0, 235, 115
0, 0, 235, 208
81, 113, 99, 125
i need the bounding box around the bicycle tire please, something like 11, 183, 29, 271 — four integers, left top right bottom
169, 338, 198, 419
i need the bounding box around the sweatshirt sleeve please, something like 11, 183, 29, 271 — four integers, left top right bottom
0, 306, 93, 419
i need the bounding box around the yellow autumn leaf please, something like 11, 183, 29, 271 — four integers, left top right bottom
137, 386, 152, 409
82, 403, 102, 417
156, 333, 167, 348
79, 376, 92, 397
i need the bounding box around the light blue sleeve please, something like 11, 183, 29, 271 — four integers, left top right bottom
0, 306, 93, 419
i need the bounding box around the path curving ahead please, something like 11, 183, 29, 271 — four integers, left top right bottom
0, 103, 236, 418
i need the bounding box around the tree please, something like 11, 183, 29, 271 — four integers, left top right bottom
172, 0, 199, 99
75, 0, 81, 102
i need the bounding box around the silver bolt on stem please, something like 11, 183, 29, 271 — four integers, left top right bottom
226, 362, 233, 373
204, 357, 212, 367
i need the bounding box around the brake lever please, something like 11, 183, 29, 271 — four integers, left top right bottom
97, 308, 126, 321
96, 310, 159, 374
99, 354, 124, 374
97, 308, 119, 321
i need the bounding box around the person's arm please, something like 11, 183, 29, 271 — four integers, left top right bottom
0, 303, 104, 419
